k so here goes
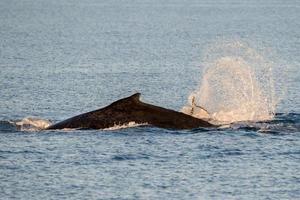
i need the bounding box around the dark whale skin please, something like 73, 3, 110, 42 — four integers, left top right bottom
46, 93, 214, 130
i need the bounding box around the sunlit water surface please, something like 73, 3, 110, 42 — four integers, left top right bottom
0, 0, 299, 199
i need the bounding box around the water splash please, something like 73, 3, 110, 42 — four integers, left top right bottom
182, 40, 277, 124
10, 117, 51, 131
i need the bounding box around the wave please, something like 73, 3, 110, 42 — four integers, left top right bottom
225, 113, 300, 134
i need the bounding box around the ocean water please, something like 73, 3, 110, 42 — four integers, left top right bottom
0, 0, 299, 199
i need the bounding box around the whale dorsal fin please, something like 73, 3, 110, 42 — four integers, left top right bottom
129, 93, 141, 102
110, 93, 142, 107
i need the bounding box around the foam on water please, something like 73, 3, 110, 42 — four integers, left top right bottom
182, 40, 277, 124
14, 117, 52, 131
104, 122, 148, 130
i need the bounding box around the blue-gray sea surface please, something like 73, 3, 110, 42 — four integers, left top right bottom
0, 0, 299, 199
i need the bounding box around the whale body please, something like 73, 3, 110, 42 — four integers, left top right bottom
46, 93, 214, 130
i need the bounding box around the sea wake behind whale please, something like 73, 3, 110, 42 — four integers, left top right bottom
0, 117, 51, 132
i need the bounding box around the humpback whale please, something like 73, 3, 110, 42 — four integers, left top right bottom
46, 93, 214, 130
